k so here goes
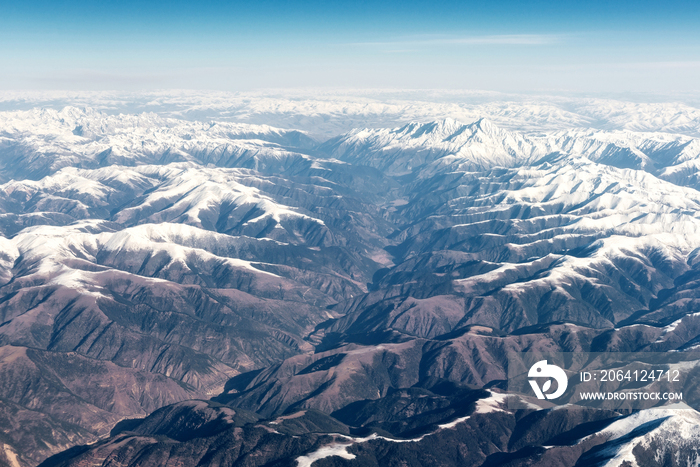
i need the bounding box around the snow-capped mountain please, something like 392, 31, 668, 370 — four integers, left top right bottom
576, 407, 700, 466
2, 96, 700, 467
0, 106, 316, 181
325, 117, 700, 187
4, 90, 700, 138
321, 118, 544, 175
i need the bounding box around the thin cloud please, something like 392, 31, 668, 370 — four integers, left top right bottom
612, 61, 700, 70
349, 34, 558, 47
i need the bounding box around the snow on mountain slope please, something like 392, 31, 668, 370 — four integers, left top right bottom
0, 106, 316, 181
544, 128, 700, 190
3, 104, 699, 188
321, 118, 546, 175
108, 165, 332, 244
324, 118, 700, 187
320, 155, 700, 338
0, 163, 395, 269
572, 99, 700, 137
221, 93, 700, 137
3, 90, 699, 138
577, 407, 700, 467
1, 219, 335, 351
0, 106, 315, 147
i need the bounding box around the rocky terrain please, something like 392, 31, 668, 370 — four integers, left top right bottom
1, 92, 700, 466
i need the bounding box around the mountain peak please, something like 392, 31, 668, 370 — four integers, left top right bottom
435, 117, 461, 128
470, 117, 498, 134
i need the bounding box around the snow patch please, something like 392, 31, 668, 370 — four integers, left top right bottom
295, 391, 511, 466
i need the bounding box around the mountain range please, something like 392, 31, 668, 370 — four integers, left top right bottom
1, 96, 700, 466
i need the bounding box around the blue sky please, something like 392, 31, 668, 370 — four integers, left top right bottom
1, 0, 699, 93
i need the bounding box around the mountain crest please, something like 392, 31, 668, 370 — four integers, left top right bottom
470, 116, 498, 134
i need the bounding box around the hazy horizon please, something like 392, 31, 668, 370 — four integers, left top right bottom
3, 0, 699, 94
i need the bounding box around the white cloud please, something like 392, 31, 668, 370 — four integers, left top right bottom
349, 34, 558, 47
